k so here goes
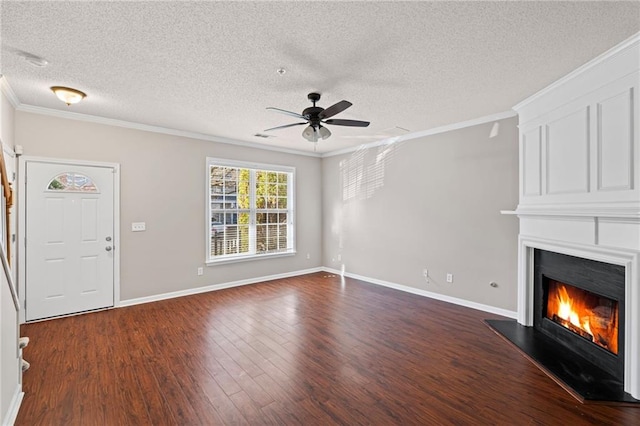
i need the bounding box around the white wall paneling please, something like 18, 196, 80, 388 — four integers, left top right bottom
597, 88, 634, 192
545, 108, 590, 195
516, 69, 639, 211
519, 216, 595, 245
521, 127, 542, 197
598, 218, 640, 251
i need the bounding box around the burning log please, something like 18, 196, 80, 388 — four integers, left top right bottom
552, 314, 594, 341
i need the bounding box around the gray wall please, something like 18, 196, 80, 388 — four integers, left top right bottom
15, 112, 323, 301
15, 110, 520, 312
322, 117, 519, 311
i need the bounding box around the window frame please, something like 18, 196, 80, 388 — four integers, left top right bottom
206, 157, 296, 265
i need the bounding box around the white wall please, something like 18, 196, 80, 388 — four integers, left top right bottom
322, 117, 519, 311
0, 81, 21, 426
15, 112, 323, 302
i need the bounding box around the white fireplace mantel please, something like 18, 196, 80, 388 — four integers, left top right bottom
509, 32, 640, 399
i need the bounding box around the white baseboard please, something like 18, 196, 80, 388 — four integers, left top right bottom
322, 267, 517, 319
119, 266, 516, 318
119, 267, 323, 307
2, 385, 23, 426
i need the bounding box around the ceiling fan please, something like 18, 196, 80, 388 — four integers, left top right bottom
265, 93, 370, 142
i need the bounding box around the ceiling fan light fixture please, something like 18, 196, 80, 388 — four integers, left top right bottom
302, 125, 318, 143
318, 125, 331, 140
51, 86, 86, 106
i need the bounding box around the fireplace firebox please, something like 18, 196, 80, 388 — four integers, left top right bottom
533, 250, 625, 383
545, 280, 618, 355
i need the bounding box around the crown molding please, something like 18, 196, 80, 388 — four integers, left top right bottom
17, 103, 518, 160
0, 77, 20, 108
513, 31, 640, 112
321, 109, 517, 158
16, 104, 323, 158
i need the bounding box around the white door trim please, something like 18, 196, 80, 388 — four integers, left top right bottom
18, 156, 120, 323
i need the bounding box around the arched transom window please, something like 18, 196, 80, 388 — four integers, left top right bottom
47, 172, 99, 192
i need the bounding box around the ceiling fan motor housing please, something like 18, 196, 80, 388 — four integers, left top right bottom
302, 106, 324, 126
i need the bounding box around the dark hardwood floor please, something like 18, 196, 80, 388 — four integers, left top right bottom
16, 273, 640, 425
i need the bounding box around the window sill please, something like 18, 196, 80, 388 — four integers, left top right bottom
206, 250, 296, 266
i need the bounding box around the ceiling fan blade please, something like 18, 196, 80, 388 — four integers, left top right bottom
318, 100, 352, 119
324, 119, 370, 127
266, 107, 307, 120
264, 122, 307, 132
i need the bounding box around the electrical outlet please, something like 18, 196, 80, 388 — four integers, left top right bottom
337, 254, 342, 261
197, 267, 203, 276
446, 273, 453, 283
131, 222, 146, 232
306, 253, 311, 260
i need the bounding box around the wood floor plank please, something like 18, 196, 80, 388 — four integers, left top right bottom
16, 272, 639, 425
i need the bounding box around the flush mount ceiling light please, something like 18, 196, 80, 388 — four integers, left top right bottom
50, 86, 86, 106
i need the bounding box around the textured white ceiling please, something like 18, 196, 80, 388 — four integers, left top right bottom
1, 1, 639, 154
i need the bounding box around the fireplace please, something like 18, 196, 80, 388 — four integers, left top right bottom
533, 250, 625, 384
498, 33, 640, 403
487, 241, 637, 403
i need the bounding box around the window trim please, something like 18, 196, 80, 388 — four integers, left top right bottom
205, 157, 296, 265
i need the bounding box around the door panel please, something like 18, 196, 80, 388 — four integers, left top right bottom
26, 162, 115, 321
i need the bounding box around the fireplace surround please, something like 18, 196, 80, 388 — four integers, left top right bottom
499, 33, 640, 402
509, 237, 639, 402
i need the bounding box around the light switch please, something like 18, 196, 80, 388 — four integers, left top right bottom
132, 222, 146, 232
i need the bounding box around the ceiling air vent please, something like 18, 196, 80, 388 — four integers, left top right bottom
253, 133, 274, 138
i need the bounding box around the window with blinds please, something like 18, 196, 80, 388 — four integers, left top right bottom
207, 158, 295, 263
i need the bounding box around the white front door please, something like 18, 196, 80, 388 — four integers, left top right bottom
25, 161, 115, 321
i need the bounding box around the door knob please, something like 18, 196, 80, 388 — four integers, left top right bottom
105, 246, 112, 252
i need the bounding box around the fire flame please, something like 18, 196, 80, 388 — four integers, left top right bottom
556, 285, 593, 337
546, 280, 618, 355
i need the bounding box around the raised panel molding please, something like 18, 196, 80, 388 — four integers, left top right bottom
597, 88, 634, 192
522, 127, 541, 196
519, 216, 595, 246
545, 108, 590, 195
598, 218, 640, 251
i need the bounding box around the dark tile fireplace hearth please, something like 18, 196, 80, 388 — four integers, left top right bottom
487, 250, 638, 405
